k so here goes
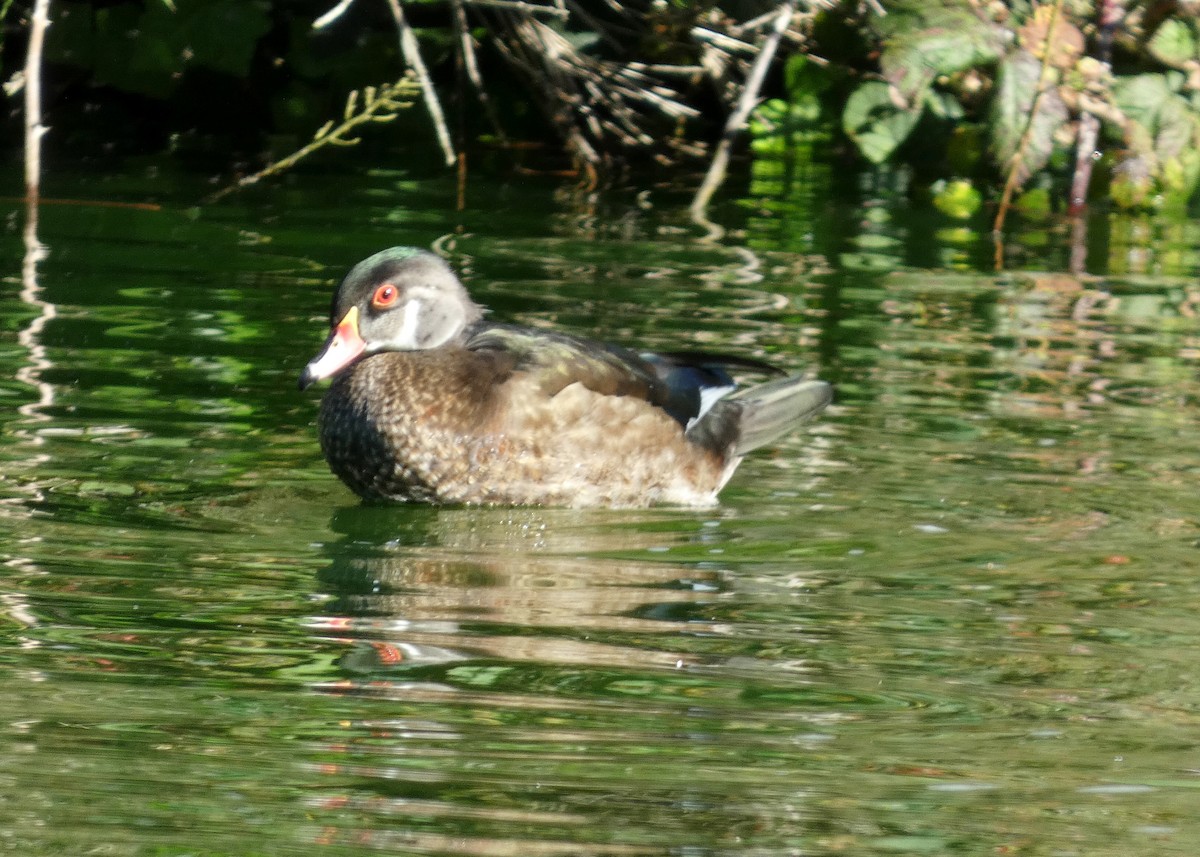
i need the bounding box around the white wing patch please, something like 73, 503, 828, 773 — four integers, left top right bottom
686, 383, 736, 430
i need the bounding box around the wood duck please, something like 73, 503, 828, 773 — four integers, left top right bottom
299, 247, 831, 508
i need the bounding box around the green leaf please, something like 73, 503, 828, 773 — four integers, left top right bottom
843, 81, 922, 164
44, 2, 97, 69
1113, 73, 1200, 166
945, 125, 983, 174
784, 54, 830, 98
1162, 149, 1200, 200
751, 98, 788, 129
1114, 73, 1176, 132
932, 178, 982, 219
1015, 186, 1051, 215
881, 13, 1004, 104
45, 0, 270, 99
1148, 18, 1198, 67
1155, 92, 1197, 162
176, 0, 271, 78
1110, 157, 1154, 208
92, 4, 179, 98
925, 89, 965, 120
992, 51, 1038, 164
991, 51, 1068, 183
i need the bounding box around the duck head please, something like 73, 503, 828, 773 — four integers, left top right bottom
299, 247, 484, 389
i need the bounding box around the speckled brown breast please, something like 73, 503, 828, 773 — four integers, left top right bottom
316, 349, 732, 508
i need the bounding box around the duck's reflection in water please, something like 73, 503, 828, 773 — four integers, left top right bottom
312, 505, 733, 678
302, 506, 752, 854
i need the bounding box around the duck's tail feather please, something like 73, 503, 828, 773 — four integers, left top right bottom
684, 375, 831, 457
728, 377, 831, 456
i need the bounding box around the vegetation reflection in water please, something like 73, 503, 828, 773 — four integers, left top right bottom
1, 173, 1200, 855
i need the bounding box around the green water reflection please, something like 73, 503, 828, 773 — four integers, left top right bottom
1, 168, 1199, 855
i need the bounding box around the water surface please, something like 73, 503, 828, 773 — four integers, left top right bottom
2, 167, 1200, 855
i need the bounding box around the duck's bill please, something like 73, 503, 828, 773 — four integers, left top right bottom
298, 306, 365, 390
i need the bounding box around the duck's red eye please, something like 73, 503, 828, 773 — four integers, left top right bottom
371, 283, 399, 309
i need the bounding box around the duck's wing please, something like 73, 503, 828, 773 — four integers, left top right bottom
642, 352, 829, 454
466, 322, 661, 399
464, 323, 763, 430
637, 351, 784, 427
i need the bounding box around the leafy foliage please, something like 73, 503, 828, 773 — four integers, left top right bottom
48, 0, 271, 98
1110, 73, 1200, 208
0, 0, 15, 62
12, 0, 1200, 210
817, 0, 1200, 210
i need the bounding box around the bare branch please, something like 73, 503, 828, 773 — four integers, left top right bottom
24, 0, 50, 201
692, 0, 796, 216
490, 26, 601, 166
691, 27, 758, 55
453, 0, 509, 145
384, 0, 456, 167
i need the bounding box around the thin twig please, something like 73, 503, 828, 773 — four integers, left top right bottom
490, 7, 707, 169
625, 62, 706, 77
609, 77, 699, 119
562, 0, 640, 51
313, 0, 356, 29
463, 0, 567, 17
593, 0, 629, 16
453, 0, 508, 145
691, 27, 758, 54
384, 0, 456, 167
731, 8, 786, 35
993, 0, 1065, 240
692, 0, 795, 217
1068, 198, 1088, 274
205, 78, 417, 203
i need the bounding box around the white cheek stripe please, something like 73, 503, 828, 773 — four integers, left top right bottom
396, 299, 422, 348
365, 299, 423, 352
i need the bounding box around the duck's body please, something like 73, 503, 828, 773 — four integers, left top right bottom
300, 248, 831, 508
